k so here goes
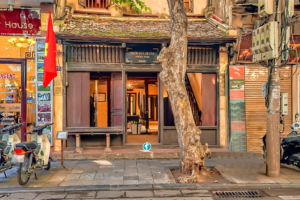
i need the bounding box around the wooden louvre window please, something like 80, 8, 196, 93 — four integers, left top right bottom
183, 0, 193, 13
79, 0, 109, 8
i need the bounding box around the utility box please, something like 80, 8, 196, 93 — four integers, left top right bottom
252, 27, 262, 62
282, 27, 291, 61
260, 22, 279, 61
281, 93, 288, 116
258, 0, 273, 17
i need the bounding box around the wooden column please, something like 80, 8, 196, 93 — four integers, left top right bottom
74, 134, 83, 153
104, 134, 112, 152
145, 79, 149, 129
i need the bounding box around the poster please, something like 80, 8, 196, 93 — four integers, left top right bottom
229, 65, 246, 152
35, 37, 53, 145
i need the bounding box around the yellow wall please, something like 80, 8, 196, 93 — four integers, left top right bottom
187, 73, 202, 110
149, 84, 158, 95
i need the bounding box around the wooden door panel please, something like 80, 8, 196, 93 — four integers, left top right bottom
111, 72, 122, 126
67, 72, 90, 127
201, 73, 217, 126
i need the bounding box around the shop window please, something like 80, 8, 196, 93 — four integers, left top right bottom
163, 73, 217, 127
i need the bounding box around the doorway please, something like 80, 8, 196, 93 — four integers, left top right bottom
126, 72, 159, 144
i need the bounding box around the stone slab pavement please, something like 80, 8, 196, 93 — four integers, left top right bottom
0, 158, 299, 193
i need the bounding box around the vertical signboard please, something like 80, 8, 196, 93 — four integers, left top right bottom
35, 37, 53, 145
229, 66, 246, 152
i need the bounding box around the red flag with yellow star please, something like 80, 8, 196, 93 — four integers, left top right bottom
43, 11, 57, 87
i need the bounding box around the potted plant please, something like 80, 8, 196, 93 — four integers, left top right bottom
108, 0, 152, 17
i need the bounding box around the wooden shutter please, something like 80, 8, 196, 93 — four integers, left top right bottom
245, 65, 292, 153
66, 72, 90, 127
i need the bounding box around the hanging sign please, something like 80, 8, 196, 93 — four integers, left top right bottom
125, 51, 159, 64
0, 8, 41, 36
35, 37, 54, 146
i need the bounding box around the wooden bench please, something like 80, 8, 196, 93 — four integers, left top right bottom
67, 128, 123, 153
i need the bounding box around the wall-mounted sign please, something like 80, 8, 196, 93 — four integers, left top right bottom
0, 8, 41, 36
35, 37, 53, 146
125, 52, 159, 64
41, 13, 53, 32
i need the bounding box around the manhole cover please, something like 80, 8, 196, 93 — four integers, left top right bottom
211, 189, 264, 198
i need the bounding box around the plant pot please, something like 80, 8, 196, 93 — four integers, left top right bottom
108, 5, 123, 17
131, 123, 142, 135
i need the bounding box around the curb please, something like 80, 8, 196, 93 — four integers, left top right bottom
0, 183, 299, 194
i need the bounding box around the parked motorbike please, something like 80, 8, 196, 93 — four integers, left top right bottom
263, 113, 300, 169
0, 123, 24, 177
13, 123, 53, 185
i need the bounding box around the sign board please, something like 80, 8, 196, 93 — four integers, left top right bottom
0, 8, 41, 36
229, 65, 246, 152
125, 52, 159, 64
35, 37, 54, 146
143, 142, 151, 151
41, 13, 53, 31
56, 131, 68, 140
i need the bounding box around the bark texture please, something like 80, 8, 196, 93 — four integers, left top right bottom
158, 0, 210, 183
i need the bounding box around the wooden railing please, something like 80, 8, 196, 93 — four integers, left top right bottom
185, 74, 202, 126
86, 0, 108, 8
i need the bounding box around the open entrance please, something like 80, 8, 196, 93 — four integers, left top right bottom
126, 72, 159, 144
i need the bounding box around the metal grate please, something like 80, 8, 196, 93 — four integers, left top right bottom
211, 190, 263, 198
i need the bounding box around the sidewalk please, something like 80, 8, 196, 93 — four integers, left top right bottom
0, 158, 299, 194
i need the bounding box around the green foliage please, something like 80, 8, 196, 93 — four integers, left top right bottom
110, 0, 152, 13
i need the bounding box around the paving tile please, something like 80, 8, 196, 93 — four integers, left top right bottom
108, 180, 123, 185
43, 181, 61, 187
154, 179, 171, 184
24, 181, 46, 188
124, 180, 139, 184
154, 190, 182, 197
48, 175, 66, 182
124, 176, 138, 180
7, 192, 38, 199
76, 180, 93, 186
65, 191, 96, 199
64, 174, 81, 181
110, 184, 153, 190
92, 180, 109, 185
71, 169, 84, 174
289, 179, 300, 183
270, 177, 291, 184
139, 179, 154, 184
59, 181, 78, 187
96, 191, 126, 198
34, 192, 67, 200
126, 190, 154, 198
79, 173, 96, 180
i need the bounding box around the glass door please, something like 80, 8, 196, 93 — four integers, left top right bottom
0, 60, 27, 141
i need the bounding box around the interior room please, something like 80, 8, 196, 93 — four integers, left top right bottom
126, 72, 158, 144
163, 73, 217, 127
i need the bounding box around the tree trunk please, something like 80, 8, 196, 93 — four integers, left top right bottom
158, 0, 210, 183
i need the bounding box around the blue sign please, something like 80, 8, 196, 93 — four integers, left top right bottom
143, 142, 151, 151
57, 66, 62, 71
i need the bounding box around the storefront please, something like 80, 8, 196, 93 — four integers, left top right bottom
0, 8, 41, 141
56, 16, 236, 150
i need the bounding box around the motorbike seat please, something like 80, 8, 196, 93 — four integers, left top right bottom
282, 136, 300, 145
0, 141, 7, 150
16, 142, 37, 150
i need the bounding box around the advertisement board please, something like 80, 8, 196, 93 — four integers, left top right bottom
0, 8, 41, 36
35, 37, 53, 145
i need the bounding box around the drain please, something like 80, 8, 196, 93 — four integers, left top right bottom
211, 190, 264, 198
